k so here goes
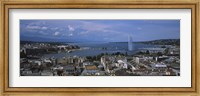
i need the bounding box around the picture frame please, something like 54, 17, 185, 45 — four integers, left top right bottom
0, 0, 199, 96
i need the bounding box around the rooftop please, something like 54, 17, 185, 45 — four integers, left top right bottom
85, 65, 98, 70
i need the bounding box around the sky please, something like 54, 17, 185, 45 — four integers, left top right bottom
20, 20, 180, 42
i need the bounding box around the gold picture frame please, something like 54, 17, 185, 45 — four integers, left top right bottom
0, 0, 199, 96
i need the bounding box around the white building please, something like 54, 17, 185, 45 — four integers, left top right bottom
135, 57, 153, 63
140, 48, 166, 54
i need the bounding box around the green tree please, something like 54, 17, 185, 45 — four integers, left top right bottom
20, 50, 27, 58
157, 52, 163, 56
164, 48, 169, 55
146, 50, 150, 54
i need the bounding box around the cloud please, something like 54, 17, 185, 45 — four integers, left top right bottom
80, 21, 110, 32
26, 25, 48, 30
26, 25, 41, 30
53, 32, 60, 36
137, 27, 142, 30
79, 31, 89, 35
41, 27, 48, 30
68, 33, 73, 36
28, 21, 46, 26
39, 31, 48, 35
24, 21, 48, 31
68, 25, 75, 31
51, 27, 58, 30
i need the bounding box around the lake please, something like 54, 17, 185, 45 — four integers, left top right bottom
43, 42, 160, 58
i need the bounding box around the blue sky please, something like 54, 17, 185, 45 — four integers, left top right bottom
20, 20, 180, 42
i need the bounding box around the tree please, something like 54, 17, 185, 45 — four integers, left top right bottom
125, 52, 128, 56
157, 52, 163, 56
93, 62, 99, 66
20, 50, 27, 58
116, 52, 121, 55
136, 51, 144, 55
161, 45, 166, 48
86, 56, 92, 60
164, 48, 169, 55
146, 50, 150, 54
105, 52, 108, 55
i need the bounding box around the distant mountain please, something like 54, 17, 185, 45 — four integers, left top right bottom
20, 35, 98, 43
21, 39, 180, 46
20, 41, 35, 44
138, 39, 180, 45
20, 40, 66, 45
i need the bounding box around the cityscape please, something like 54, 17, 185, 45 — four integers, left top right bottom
20, 20, 180, 76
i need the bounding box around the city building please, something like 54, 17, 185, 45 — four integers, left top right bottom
135, 57, 153, 64
140, 48, 166, 54
81, 65, 99, 76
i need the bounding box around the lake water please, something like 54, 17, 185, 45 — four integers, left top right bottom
43, 42, 160, 58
